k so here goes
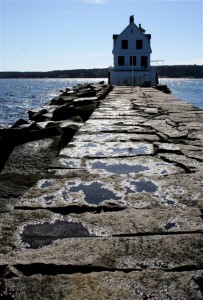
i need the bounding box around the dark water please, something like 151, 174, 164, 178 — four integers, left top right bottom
0, 78, 202, 126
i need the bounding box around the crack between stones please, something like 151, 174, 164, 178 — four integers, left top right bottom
14, 205, 127, 214
159, 155, 195, 173
1, 264, 203, 278
112, 231, 203, 237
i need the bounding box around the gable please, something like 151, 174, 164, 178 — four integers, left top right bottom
113, 22, 152, 54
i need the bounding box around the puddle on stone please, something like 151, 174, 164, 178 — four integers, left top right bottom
59, 159, 80, 168
21, 220, 90, 249
69, 182, 121, 204
40, 181, 54, 189
94, 152, 105, 157
90, 161, 149, 175
44, 195, 55, 204
101, 127, 111, 131
160, 197, 182, 208
83, 143, 97, 147
125, 187, 135, 194
64, 160, 77, 167
109, 146, 149, 155
164, 222, 177, 230
133, 179, 158, 193
68, 181, 76, 185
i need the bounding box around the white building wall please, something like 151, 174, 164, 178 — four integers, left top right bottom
113, 22, 152, 71
110, 69, 157, 86
110, 16, 157, 86
113, 54, 150, 70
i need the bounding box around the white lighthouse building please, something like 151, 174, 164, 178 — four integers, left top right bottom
109, 15, 157, 86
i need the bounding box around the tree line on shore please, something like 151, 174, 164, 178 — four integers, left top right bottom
0, 65, 202, 79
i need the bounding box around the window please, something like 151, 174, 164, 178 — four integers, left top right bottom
130, 56, 136, 66
121, 40, 128, 49
141, 56, 148, 68
136, 40, 143, 49
118, 56, 125, 66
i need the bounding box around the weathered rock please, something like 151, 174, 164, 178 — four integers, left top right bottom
60, 141, 155, 158
2, 137, 60, 175
11, 118, 29, 128
28, 108, 48, 122
52, 104, 75, 121
0, 173, 41, 212
1, 271, 202, 300
1, 233, 203, 270
1, 85, 203, 298
0, 83, 111, 175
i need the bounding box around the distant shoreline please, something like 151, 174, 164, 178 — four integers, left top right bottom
0, 65, 202, 79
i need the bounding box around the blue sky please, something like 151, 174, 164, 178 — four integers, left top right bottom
0, 0, 202, 71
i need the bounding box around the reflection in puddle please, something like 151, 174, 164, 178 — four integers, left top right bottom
160, 198, 180, 208
110, 146, 149, 155
44, 195, 55, 204
66, 160, 77, 167
94, 152, 105, 157
69, 182, 121, 204
90, 161, 149, 175
68, 181, 76, 185
60, 159, 77, 168
164, 222, 177, 230
83, 143, 97, 147
40, 181, 54, 189
133, 179, 158, 193
21, 220, 90, 249
125, 187, 135, 194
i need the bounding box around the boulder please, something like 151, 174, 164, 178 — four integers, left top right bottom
52, 104, 76, 121
11, 119, 29, 128
28, 108, 48, 122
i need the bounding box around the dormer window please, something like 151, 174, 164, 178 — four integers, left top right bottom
136, 40, 143, 49
121, 40, 128, 49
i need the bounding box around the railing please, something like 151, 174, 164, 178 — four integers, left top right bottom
112, 67, 151, 72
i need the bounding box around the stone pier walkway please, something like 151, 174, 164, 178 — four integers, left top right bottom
0, 86, 203, 299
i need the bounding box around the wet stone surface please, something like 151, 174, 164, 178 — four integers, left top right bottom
15, 170, 196, 209
21, 220, 91, 249
53, 156, 184, 176
1, 86, 203, 299
60, 141, 155, 158
90, 160, 149, 175
73, 132, 160, 143
67, 181, 122, 205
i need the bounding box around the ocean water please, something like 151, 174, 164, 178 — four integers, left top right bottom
0, 78, 202, 127
159, 78, 203, 110
0, 78, 106, 127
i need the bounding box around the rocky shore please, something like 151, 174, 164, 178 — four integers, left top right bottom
0, 81, 111, 169
0, 84, 203, 299
0, 82, 112, 211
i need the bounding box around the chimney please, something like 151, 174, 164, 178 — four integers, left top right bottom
129, 15, 134, 24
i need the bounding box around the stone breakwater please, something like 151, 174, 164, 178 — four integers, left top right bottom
0, 85, 203, 299
0, 81, 111, 173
